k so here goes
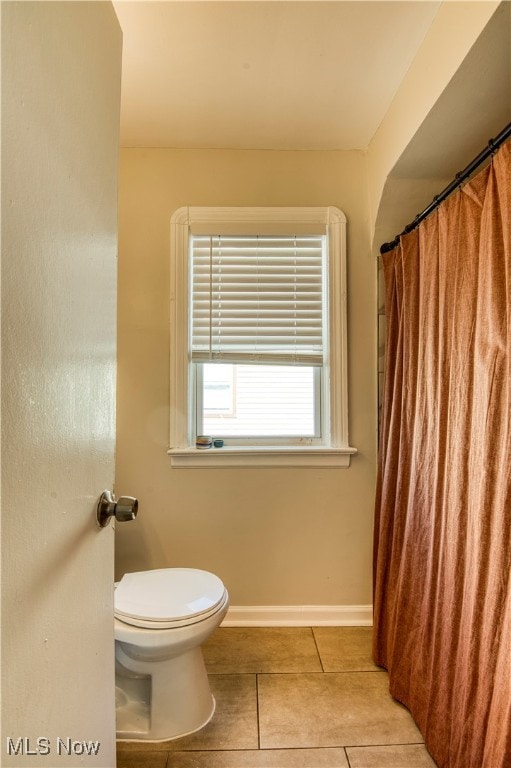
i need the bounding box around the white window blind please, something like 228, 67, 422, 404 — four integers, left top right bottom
190, 235, 326, 366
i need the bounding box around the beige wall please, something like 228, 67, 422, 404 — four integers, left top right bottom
367, 0, 499, 237
115, 149, 376, 607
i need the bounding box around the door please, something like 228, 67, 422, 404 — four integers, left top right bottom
1, 3, 122, 766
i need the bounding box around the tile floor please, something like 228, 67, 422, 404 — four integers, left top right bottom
117, 627, 438, 768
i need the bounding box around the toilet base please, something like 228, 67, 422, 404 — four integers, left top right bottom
115, 644, 216, 741
116, 693, 216, 743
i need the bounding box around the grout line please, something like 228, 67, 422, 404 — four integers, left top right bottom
224, 669, 386, 675
209, 669, 385, 676
256, 673, 261, 750
344, 745, 353, 768
311, 626, 326, 672
344, 740, 426, 749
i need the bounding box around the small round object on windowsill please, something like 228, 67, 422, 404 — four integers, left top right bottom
213, 439, 224, 448
196, 435, 213, 449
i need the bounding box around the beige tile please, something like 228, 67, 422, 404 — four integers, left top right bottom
378, 263, 386, 314
204, 627, 322, 673
258, 672, 423, 749
378, 314, 387, 373
116, 751, 168, 768
117, 741, 169, 753
312, 627, 379, 672
167, 674, 259, 751
378, 372, 385, 412
346, 744, 437, 768
167, 748, 349, 767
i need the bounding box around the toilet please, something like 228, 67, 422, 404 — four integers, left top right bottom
114, 567, 229, 741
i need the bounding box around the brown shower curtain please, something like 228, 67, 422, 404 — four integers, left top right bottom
373, 140, 511, 768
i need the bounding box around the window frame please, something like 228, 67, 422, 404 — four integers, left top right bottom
168, 206, 356, 468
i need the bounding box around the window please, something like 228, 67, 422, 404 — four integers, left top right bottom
168, 207, 356, 467
199, 363, 319, 438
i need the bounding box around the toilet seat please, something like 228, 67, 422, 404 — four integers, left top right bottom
114, 568, 226, 629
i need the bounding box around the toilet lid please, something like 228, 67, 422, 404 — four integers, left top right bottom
114, 568, 226, 626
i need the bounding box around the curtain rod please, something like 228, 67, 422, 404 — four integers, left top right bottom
380, 121, 511, 255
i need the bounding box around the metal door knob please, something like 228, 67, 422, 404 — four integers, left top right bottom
97, 490, 138, 528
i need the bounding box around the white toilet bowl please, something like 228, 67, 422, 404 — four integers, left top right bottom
114, 567, 229, 741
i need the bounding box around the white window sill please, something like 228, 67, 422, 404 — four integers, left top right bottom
167, 445, 357, 468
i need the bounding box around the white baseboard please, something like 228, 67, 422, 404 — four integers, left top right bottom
221, 604, 373, 627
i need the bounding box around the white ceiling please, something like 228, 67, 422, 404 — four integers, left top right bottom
114, 1, 441, 150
